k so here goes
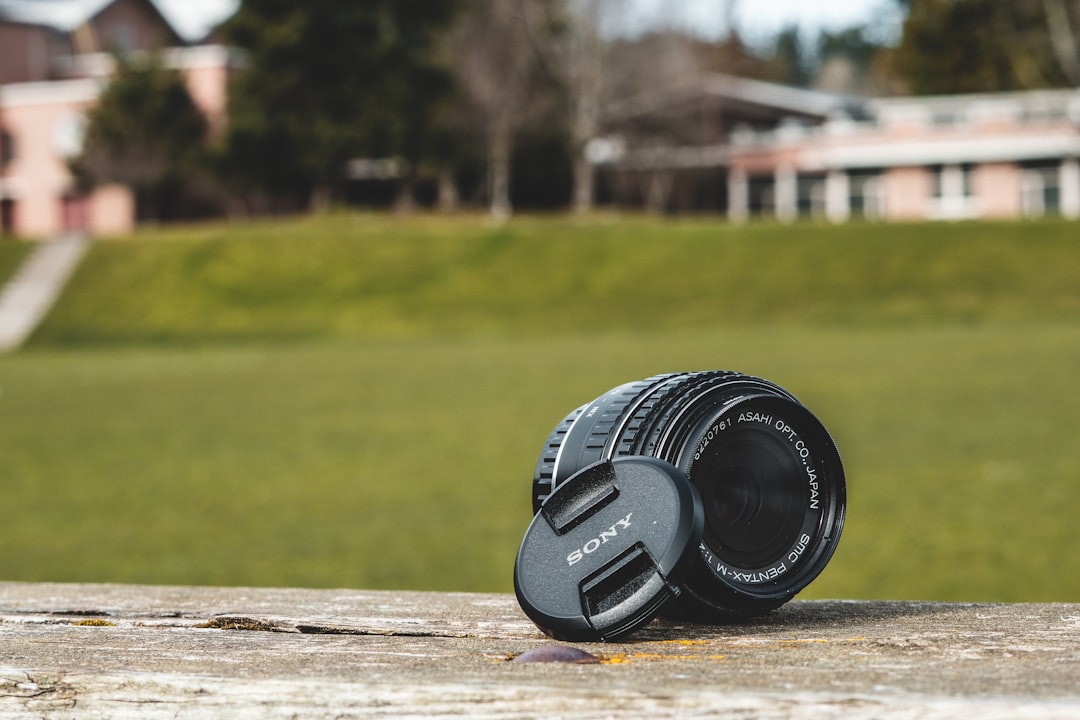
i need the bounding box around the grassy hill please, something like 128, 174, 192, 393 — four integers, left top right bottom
0, 241, 31, 287
27, 213, 1080, 346
2, 214, 1079, 604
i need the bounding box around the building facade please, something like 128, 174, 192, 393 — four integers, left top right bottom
598, 75, 1080, 222
0, 0, 231, 238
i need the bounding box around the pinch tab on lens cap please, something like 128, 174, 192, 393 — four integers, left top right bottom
514, 457, 703, 642
541, 459, 618, 534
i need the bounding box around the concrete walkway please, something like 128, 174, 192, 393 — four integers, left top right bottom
0, 234, 89, 352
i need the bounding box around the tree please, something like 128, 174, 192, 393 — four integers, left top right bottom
526, 0, 608, 213
1043, 0, 1080, 85
892, 0, 1075, 94
445, 0, 555, 220
73, 54, 208, 221
221, 0, 458, 210
763, 25, 813, 87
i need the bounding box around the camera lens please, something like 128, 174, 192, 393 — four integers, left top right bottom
533, 372, 845, 619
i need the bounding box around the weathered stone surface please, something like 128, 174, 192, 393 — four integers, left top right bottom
1, 582, 1077, 718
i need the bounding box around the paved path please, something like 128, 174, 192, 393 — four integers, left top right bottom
0, 234, 88, 352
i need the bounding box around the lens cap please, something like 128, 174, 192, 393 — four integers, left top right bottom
514, 456, 704, 642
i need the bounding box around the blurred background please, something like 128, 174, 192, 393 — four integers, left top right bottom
1, 0, 1078, 603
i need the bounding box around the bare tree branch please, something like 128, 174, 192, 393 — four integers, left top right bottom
1043, 0, 1080, 84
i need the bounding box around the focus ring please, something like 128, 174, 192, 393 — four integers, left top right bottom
627, 371, 741, 458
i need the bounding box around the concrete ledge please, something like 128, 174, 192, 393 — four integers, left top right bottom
1, 582, 1078, 718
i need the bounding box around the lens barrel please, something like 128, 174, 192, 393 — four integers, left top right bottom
533, 371, 845, 618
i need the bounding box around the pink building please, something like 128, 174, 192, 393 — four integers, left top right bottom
598, 75, 1080, 222
0, 0, 233, 238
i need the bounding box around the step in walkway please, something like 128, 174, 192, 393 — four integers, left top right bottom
0, 234, 89, 352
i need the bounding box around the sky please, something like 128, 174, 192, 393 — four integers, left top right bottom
616, 0, 905, 44
152, 0, 903, 45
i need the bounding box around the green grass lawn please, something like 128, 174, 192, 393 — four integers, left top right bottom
0, 241, 32, 286
2, 214, 1078, 602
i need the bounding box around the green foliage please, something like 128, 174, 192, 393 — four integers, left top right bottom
763, 25, 813, 87
73, 54, 208, 219
221, 0, 458, 204
894, 0, 1072, 93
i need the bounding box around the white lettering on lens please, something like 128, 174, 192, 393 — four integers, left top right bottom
732, 564, 787, 583
566, 513, 633, 566
693, 419, 731, 460
788, 533, 813, 564
775, 420, 797, 441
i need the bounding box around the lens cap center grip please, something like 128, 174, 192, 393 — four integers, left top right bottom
514, 457, 704, 642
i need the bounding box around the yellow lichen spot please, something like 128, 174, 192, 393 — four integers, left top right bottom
599, 654, 629, 665
598, 649, 729, 664
73, 619, 114, 627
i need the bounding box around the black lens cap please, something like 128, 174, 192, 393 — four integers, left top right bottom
514, 456, 704, 642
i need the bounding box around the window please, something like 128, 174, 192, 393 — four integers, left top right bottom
0, 129, 13, 169
52, 112, 86, 160
796, 174, 827, 217
929, 164, 977, 219
1021, 162, 1062, 217
747, 176, 774, 217
849, 170, 885, 220
930, 164, 971, 198
108, 21, 135, 54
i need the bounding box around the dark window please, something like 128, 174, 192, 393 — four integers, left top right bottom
796, 174, 826, 216
849, 169, 884, 219
0, 130, 14, 168
747, 177, 774, 216
1021, 160, 1062, 216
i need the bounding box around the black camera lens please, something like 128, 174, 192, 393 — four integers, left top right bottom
532, 372, 845, 619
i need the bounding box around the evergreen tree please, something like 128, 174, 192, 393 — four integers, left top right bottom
221, 0, 458, 209
73, 54, 208, 221
893, 0, 1074, 94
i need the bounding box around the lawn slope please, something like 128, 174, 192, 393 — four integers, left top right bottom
28, 214, 1080, 346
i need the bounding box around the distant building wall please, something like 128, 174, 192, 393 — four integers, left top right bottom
604, 75, 1080, 222
975, 163, 1023, 219
881, 167, 928, 220
90, 183, 135, 235
0, 21, 67, 85
0, 46, 232, 238
0, 78, 134, 237
84, 0, 179, 54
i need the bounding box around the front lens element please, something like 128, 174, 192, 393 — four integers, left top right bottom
700, 425, 806, 568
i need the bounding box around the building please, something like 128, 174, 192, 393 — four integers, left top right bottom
597, 74, 1080, 222
0, 0, 234, 238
